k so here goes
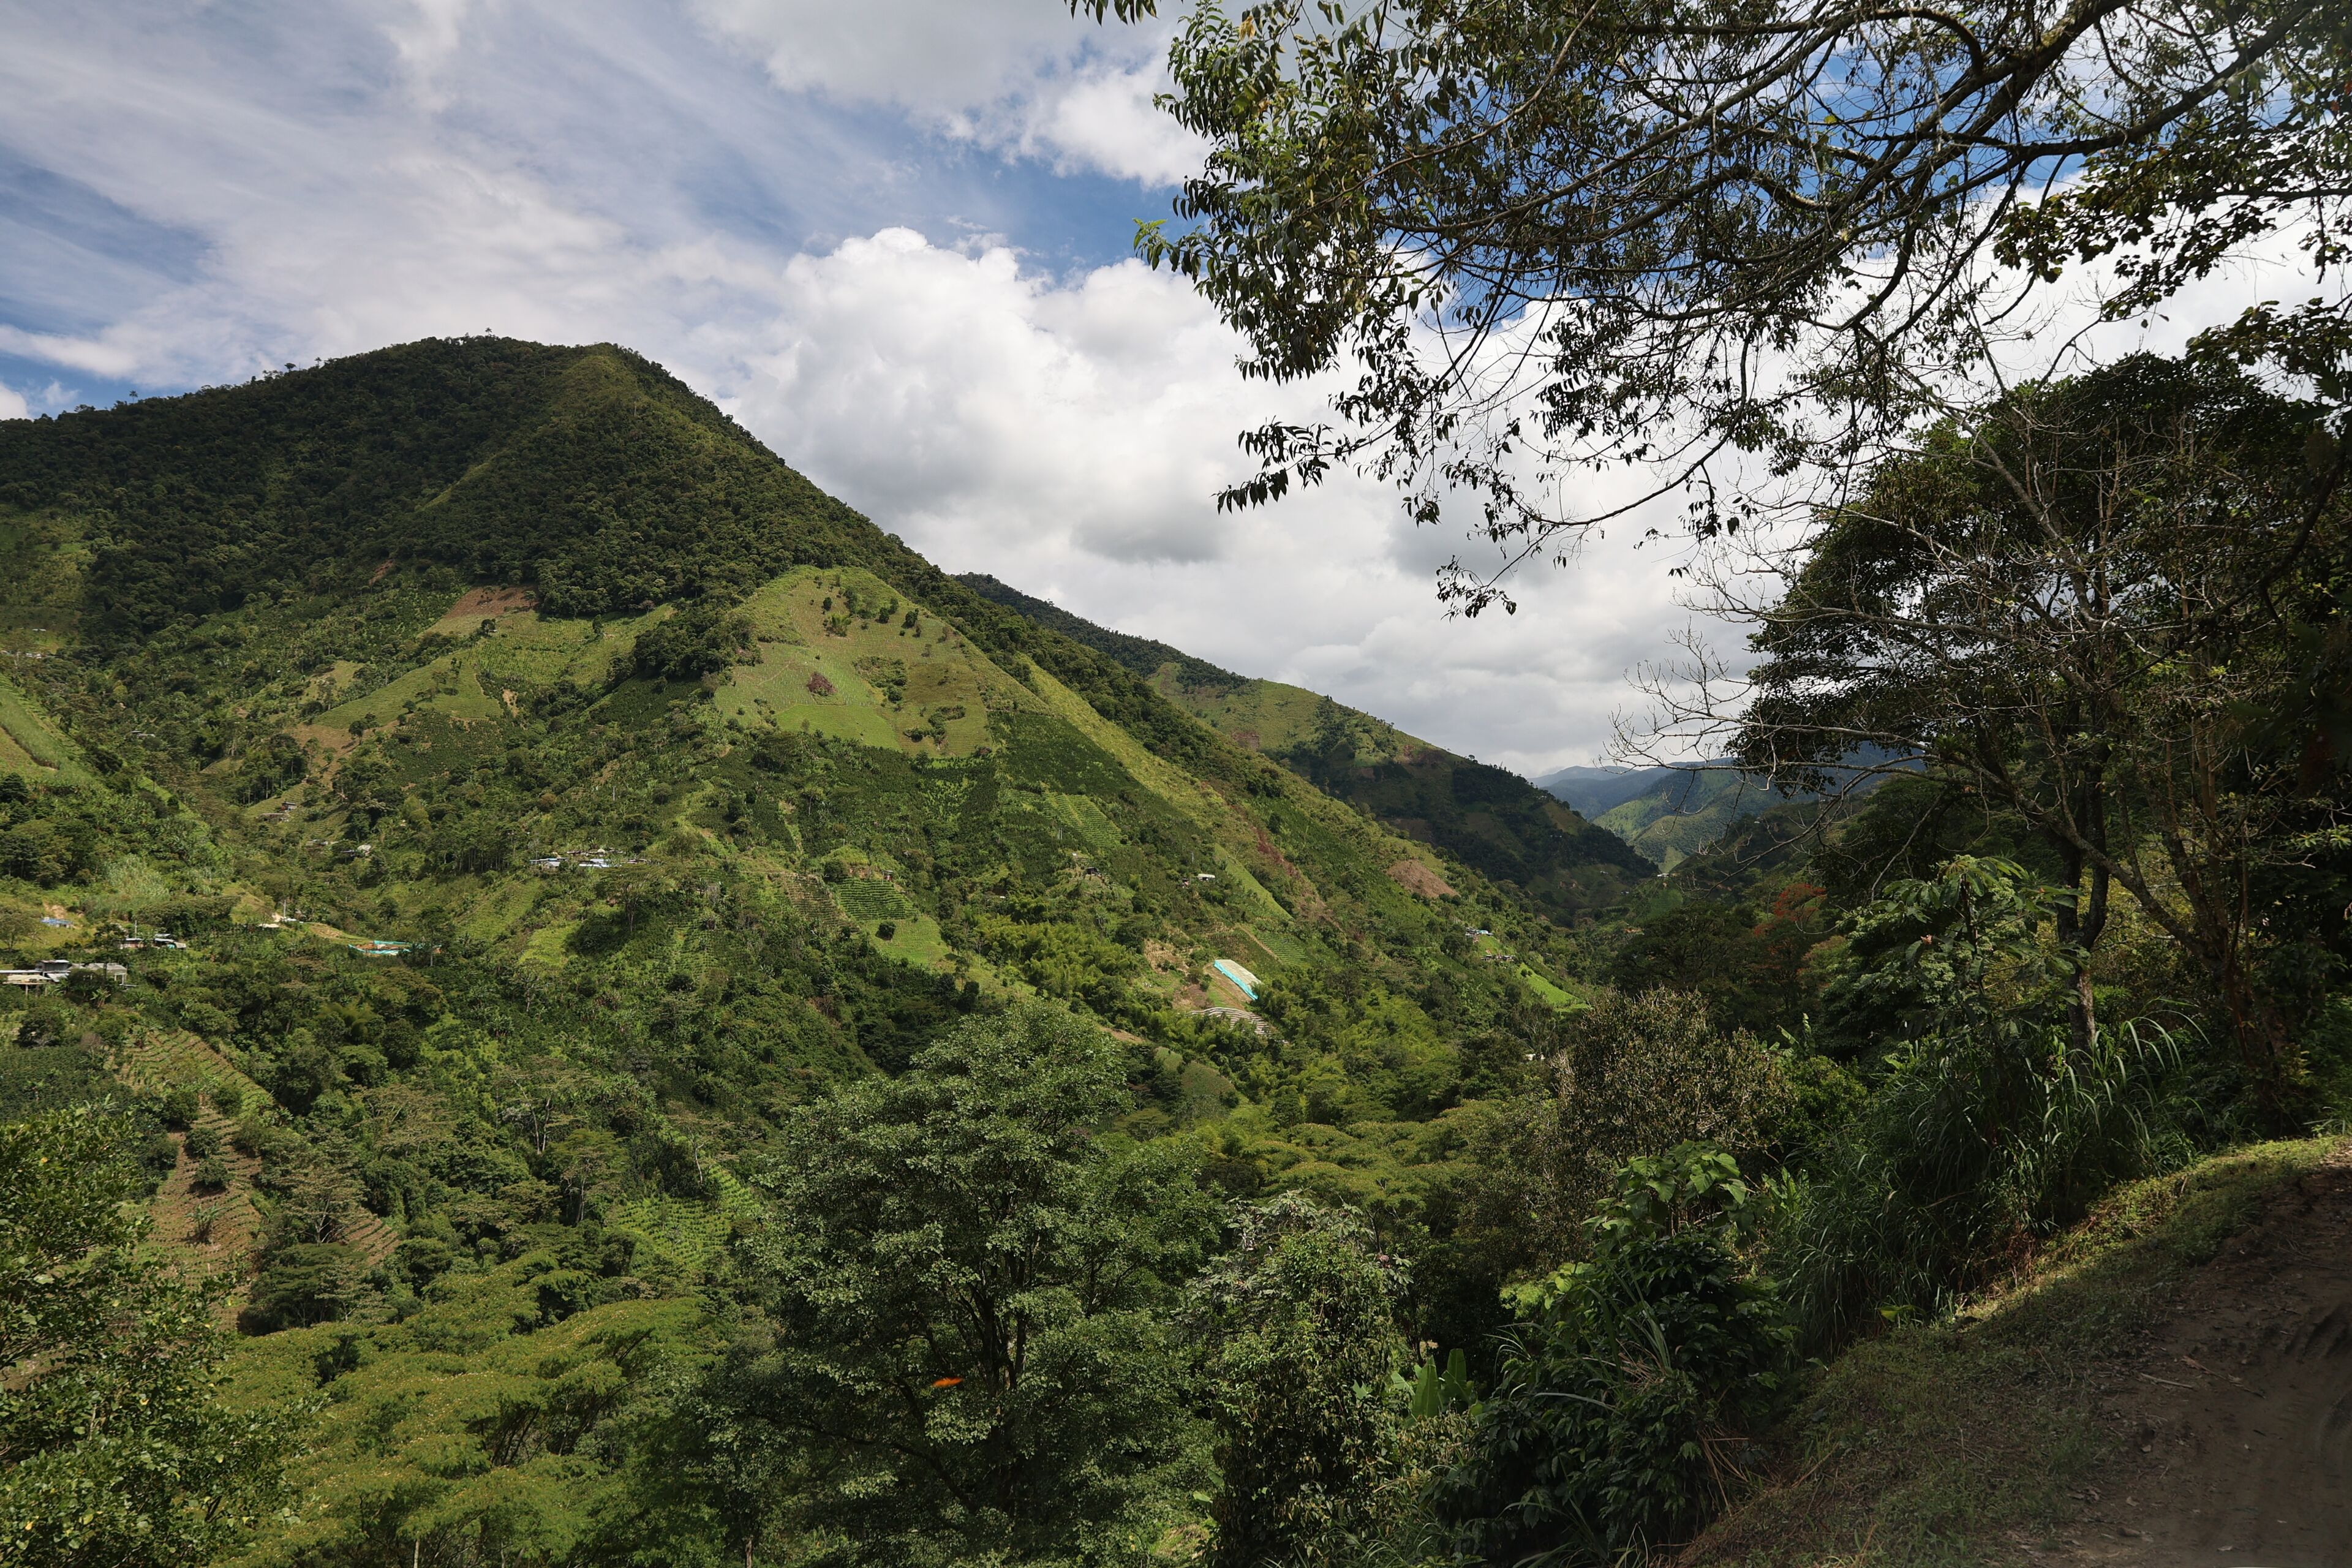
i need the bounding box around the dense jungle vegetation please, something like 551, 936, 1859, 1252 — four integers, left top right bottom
1, 337, 2346, 1568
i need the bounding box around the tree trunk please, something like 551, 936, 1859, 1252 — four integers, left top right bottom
2051, 818, 2110, 1058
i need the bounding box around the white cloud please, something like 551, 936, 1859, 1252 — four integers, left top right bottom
689, 0, 1205, 185
0, 382, 28, 421
690, 0, 1077, 105
1011, 61, 1200, 185
384, 0, 475, 105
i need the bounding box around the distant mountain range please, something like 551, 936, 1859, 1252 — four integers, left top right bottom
1536, 753, 1905, 872
1532, 764, 1777, 872
1532, 765, 1714, 820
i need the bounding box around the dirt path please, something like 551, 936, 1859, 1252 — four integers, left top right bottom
2054, 1149, 2352, 1566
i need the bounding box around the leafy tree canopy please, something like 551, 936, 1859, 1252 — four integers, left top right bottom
0, 1106, 296, 1568
734, 1003, 1222, 1566
1080, 0, 2349, 609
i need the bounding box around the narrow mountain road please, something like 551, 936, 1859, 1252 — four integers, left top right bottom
2053, 1147, 2352, 1566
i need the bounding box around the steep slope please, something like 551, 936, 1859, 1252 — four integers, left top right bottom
961, 573, 1655, 918
0, 340, 1590, 1378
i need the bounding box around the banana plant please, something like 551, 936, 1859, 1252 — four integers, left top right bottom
1403, 1346, 1477, 1421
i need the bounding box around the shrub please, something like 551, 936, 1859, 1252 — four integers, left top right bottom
1466, 989, 1793, 1272
183, 1123, 222, 1160
192, 1156, 229, 1192
143, 893, 237, 936
1434, 1144, 1791, 1564
853, 655, 908, 704
61, 968, 117, 1006
159, 1085, 200, 1129
141, 1133, 181, 1183
391, 1234, 459, 1290
240, 1242, 366, 1333
13, 997, 77, 1049
631, 603, 752, 681
208, 1082, 243, 1117
233, 733, 307, 803
0, 820, 83, 884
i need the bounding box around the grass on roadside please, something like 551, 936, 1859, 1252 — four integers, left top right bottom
1689, 1136, 2344, 1567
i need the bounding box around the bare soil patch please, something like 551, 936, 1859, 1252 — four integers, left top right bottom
1385, 857, 1457, 899
442, 585, 537, 621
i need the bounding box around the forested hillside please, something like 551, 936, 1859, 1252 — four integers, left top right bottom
962, 573, 1655, 914
3, 340, 2348, 1568
0, 339, 1629, 1567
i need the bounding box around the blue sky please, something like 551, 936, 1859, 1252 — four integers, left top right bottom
0, 1, 1174, 407
0, 2, 2305, 775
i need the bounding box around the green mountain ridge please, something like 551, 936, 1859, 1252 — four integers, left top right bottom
1588, 769, 1787, 873
1537, 756, 1909, 872
0, 335, 1650, 1559
960, 573, 1657, 915
0, 345, 1597, 1236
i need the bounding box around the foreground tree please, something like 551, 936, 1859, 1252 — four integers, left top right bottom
734, 1003, 1221, 1566
1080, 0, 2349, 605
1712, 355, 2348, 1114
1189, 1193, 1406, 1568
1466, 988, 1792, 1272
0, 1106, 296, 1567
1781, 858, 2187, 1344
1436, 1145, 1791, 1564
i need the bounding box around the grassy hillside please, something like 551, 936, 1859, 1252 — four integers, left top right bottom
0, 340, 1634, 1545
1691, 1137, 2350, 1566
962, 573, 1655, 918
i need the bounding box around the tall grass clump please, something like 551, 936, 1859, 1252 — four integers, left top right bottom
1775, 858, 2193, 1349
